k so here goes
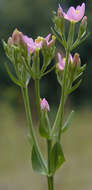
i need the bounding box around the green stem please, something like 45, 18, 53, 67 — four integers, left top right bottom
35, 79, 41, 119
50, 50, 70, 140
35, 79, 54, 189
57, 50, 70, 141
47, 140, 54, 190
21, 86, 47, 172
47, 176, 54, 190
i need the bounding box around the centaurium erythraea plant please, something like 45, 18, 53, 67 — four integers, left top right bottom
3, 2, 88, 190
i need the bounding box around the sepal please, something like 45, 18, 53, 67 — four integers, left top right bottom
39, 112, 51, 139
32, 49, 40, 79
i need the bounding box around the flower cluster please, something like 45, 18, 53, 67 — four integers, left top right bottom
8, 29, 55, 55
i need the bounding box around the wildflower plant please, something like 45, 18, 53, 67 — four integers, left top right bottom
3, 2, 88, 190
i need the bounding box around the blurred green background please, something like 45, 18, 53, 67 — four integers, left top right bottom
0, 0, 92, 189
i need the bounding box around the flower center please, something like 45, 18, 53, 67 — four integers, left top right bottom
63, 58, 66, 62
35, 36, 43, 44
76, 10, 79, 14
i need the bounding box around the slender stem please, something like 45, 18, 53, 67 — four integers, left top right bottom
35, 79, 54, 189
57, 50, 70, 141
35, 79, 41, 119
21, 86, 47, 172
47, 176, 54, 190
50, 98, 62, 138
47, 140, 54, 190
50, 50, 70, 140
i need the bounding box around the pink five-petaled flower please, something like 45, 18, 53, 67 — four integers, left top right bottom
58, 3, 85, 23
40, 98, 50, 112
57, 53, 73, 71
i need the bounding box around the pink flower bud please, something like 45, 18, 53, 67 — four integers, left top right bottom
81, 16, 87, 25
73, 53, 81, 66
58, 4, 64, 17
12, 29, 24, 45
40, 98, 50, 112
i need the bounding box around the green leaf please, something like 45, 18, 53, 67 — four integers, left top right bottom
41, 64, 56, 77
71, 32, 90, 51
66, 79, 82, 95
31, 146, 47, 175
73, 64, 86, 82
50, 142, 65, 174
39, 121, 50, 139
5, 63, 24, 87
79, 64, 86, 73
61, 110, 74, 133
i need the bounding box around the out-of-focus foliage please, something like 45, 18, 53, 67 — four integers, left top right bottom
0, 0, 91, 107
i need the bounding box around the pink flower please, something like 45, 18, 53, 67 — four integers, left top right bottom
69, 54, 73, 63
57, 53, 65, 71
44, 34, 55, 47
23, 35, 35, 54
57, 53, 73, 71
58, 3, 85, 22
40, 98, 50, 112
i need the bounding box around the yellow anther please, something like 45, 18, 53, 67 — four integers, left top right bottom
76, 10, 79, 14
35, 36, 43, 43
63, 58, 66, 62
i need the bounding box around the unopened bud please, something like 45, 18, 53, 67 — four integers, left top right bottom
78, 16, 87, 39
58, 4, 64, 17
81, 16, 87, 25
73, 53, 81, 67
12, 29, 24, 45
40, 98, 50, 112
8, 37, 13, 45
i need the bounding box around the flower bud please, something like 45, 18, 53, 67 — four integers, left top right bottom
12, 28, 24, 45
73, 53, 81, 67
78, 16, 87, 39
8, 37, 13, 45
40, 98, 50, 112
81, 16, 87, 25
57, 4, 64, 17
